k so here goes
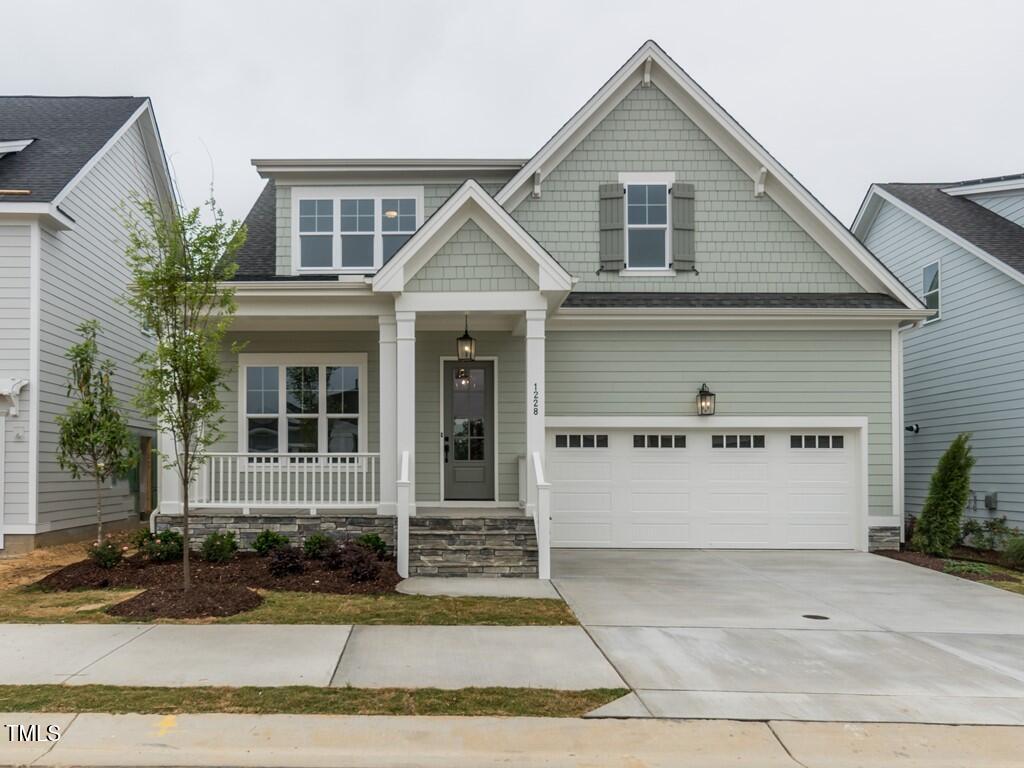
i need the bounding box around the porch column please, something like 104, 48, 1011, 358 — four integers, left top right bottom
524, 309, 546, 514
378, 315, 397, 516
156, 427, 181, 519
395, 311, 416, 508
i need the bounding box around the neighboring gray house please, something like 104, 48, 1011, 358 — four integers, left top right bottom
0, 97, 175, 552
854, 174, 1024, 531
155, 41, 929, 578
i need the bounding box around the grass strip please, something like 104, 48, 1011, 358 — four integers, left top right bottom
0, 685, 626, 718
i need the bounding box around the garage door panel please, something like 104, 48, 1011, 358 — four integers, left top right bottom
628, 523, 694, 546
706, 521, 772, 547
553, 521, 613, 547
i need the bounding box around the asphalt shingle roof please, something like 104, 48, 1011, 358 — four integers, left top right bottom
561, 292, 906, 309
0, 96, 147, 202
880, 182, 1024, 276
233, 180, 277, 278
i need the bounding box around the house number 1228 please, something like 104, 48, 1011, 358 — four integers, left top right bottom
532, 383, 540, 416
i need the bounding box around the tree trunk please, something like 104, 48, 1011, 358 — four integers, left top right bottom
95, 474, 104, 541
182, 476, 191, 591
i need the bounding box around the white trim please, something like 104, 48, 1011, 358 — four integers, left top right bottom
396, 292, 548, 313
921, 259, 941, 324
438, 356, 499, 503
0, 139, 33, 158
0, 204, 74, 230
0, 415, 5, 549
891, 327, 904, 535
856, 186, 1024, 289
617, 268, 675, 277
291, 186, 424, 275
942, 178, 1024, 197
27, 220, 40, 528
236, 353, 368, 456
619, 174, 672, 271
495, 41, 921, 309
372, 180, 573, 294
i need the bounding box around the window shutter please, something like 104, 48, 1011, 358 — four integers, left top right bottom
671, 182, 696, 271
598, 183, 625, 272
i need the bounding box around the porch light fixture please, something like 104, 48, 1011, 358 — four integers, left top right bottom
696, 383, 716, 416
457, 314, 476, 362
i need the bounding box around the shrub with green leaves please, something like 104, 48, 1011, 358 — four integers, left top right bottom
267, 547, 304, 577
1003, 537, 1024, 571
356, 533, 388, 559
129, 527, 154, 549
141, 530, 184, 562
87, 538, 125, 569
911, 434, 976, 557
253, 529, 289, 556
200, 531, 238, 563
303, 532, 335, 560
325, 541, 381, 582
943, 559, 991, 577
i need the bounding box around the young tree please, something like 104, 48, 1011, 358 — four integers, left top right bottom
56, 320, 138, 541
122, 196, 245, 590
911, 433, 977, 557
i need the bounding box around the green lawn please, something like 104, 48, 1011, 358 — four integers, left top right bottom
0, 684, 625, 717
0, 586, 578, 626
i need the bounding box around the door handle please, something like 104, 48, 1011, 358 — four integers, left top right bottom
444, 435, 450, 464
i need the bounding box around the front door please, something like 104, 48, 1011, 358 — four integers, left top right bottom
443, 360, 495, 500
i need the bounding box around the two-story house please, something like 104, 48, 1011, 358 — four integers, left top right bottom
0, 97, 174, 552
854, 174, 1024, 533
154, 41, 929, 578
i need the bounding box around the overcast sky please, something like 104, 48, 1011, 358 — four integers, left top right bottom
3, 0, 1022, 225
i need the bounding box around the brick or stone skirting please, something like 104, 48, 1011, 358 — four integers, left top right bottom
154, 512, 395, 552
409, 516, 538, 578
868, 526, 901, 552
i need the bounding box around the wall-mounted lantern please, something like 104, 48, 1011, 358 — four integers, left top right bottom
696, 383, 716, 416
457, 314, 476, 362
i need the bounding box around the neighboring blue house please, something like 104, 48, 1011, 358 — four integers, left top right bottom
854, 174, 1024, 532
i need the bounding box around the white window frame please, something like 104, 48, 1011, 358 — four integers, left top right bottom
619, 171, 674, 272
291, 186, 424, 274
922, 260, 941, 323
238, 353, 368, 455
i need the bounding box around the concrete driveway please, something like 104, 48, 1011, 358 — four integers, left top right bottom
553, 549, 1024, 724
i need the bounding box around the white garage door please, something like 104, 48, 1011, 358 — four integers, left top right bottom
548, 428, 858, 549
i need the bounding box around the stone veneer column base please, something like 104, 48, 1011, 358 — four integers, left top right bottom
868, 525, 901, 552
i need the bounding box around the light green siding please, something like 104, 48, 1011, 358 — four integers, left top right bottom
415, 332, 525, 503
546, 329, 893, 518
406, 221, 536, 292
512, 85, 864, 293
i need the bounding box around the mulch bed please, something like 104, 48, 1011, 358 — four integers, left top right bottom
35, 552, 401, 596
879, 549, 1016, 582
106, 583, 264, 620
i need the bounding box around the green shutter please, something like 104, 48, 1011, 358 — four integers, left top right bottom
671, 182, 695, 271
598, 183, 625, 272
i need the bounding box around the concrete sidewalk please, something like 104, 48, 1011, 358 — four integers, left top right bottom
0, 624, 623, 690
2, 713, 1022, 767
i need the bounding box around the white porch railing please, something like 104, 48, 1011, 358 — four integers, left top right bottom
195, 453, 378, 511
532, 451, 551, 580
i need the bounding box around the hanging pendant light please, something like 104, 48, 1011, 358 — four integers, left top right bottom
457, 313, 476, 362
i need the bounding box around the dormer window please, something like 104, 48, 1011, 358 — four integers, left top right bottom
293, 186, 423, 272
626, 183, 670, 269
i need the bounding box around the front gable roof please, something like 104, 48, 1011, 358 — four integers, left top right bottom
372, 179, 573, 293
496, 40, 922, 310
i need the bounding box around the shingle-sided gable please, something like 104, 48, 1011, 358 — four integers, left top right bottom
406, 220, 536, 292
510, 84, 863, 293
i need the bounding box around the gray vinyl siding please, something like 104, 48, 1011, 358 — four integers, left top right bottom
35, 122, 159, 532
414, 332, 524, 503
862, 200, 1024, 528
968, 192, 1024, 228
546, 329, 893, 518
406, 221, 536, 292
0, 224, 32, 528
510, 85, 864, 293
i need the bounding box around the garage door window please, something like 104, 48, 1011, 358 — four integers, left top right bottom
633, 434, 686, 448
791, 434, 844, 449
555, 433, 609, 448
712, 434, 765, 449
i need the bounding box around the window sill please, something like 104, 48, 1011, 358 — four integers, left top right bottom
618, 268, 676, 277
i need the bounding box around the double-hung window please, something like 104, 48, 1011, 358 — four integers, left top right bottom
626, 182, 670, 269
294, 187, 423, 272
922, 261, 940, 321
242, 354, 367, 456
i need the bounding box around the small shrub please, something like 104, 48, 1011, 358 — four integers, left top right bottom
253, 529, 289, 556
141, 530, 183, 562
267, 547, 304, 577
911, 434, 976, 557
959, 518, 984, 546
356, 532, 388, 559
943, 559, 992, 577
87, 538, 126, 569
1003, 536, 1024, 570
129, 527, 154, 549
960, 516, 1016, 551
303, 532, 335, 560
200, 531, 238, 563
325, 541, 381, 582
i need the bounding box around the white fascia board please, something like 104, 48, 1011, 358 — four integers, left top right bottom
495, 40, 922, 310
0, 138, 34, 156
253, 158, 526, 174
869, 186, 1024, 289
942, 178, 1024, 197
0, 203, 74, 230
395, 291, 548, 313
